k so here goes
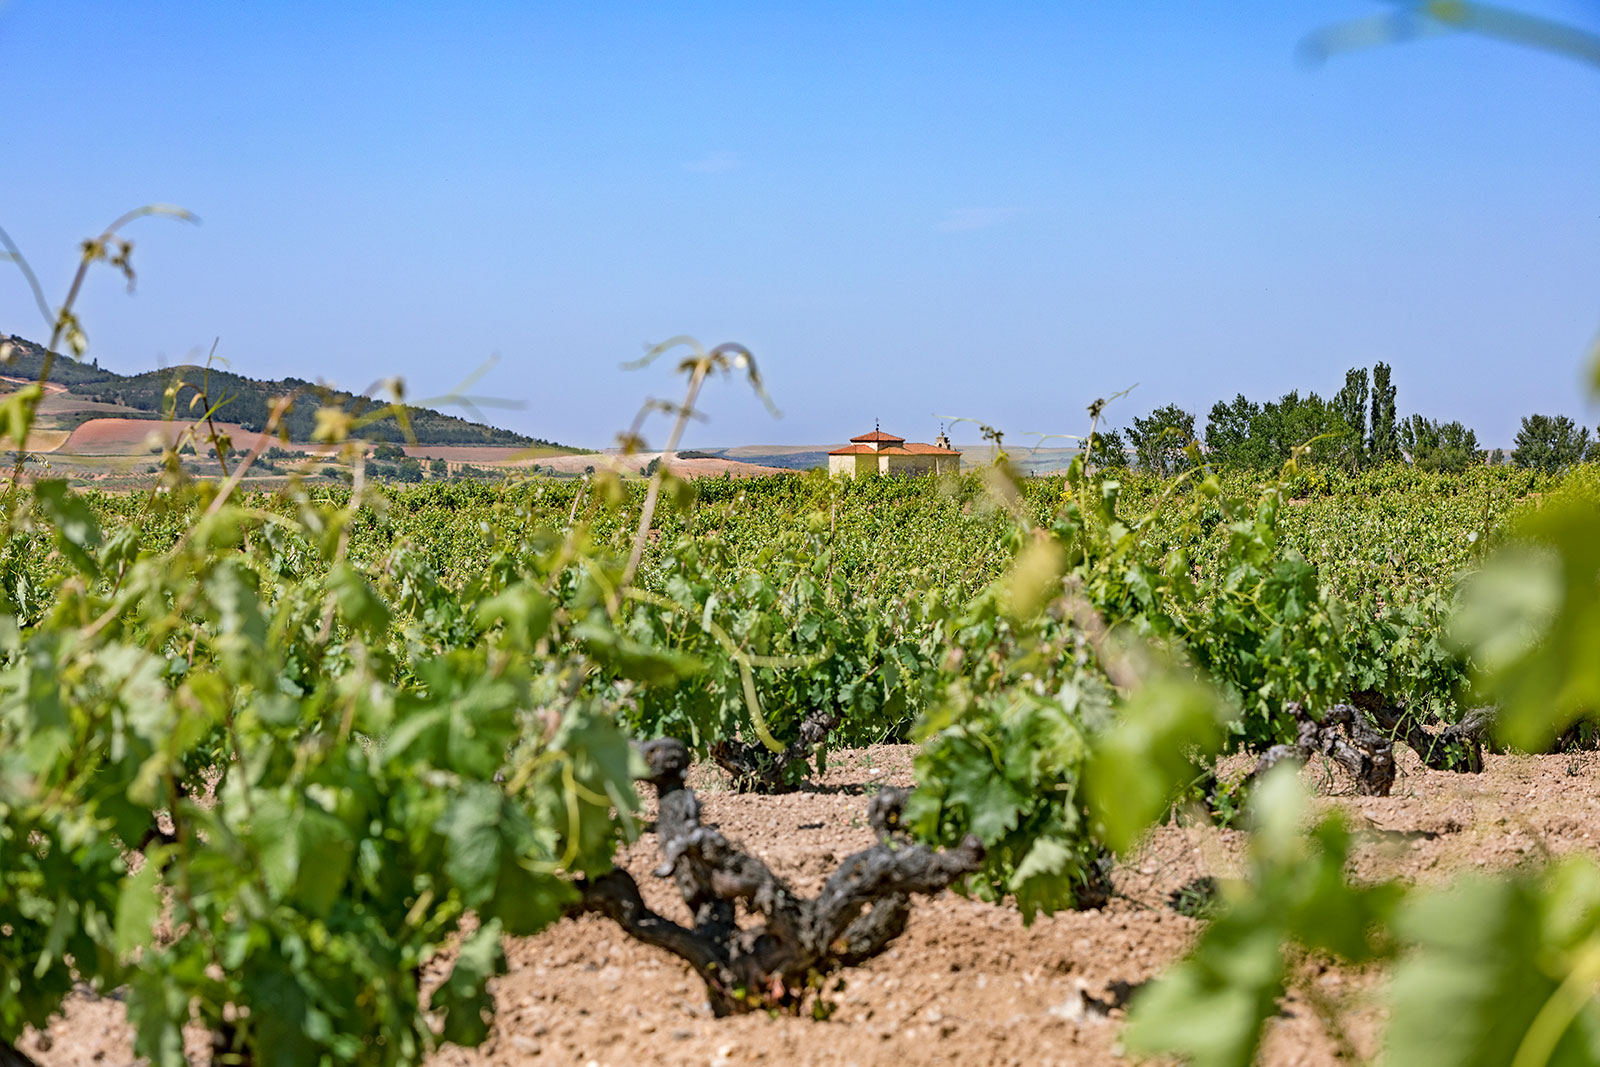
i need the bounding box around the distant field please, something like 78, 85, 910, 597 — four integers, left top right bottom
0, 376, 67, 395
701, 442, 1083, 474
994, 445, 1081, 474
19, 429, 72, 453
716, 445, 836, 470
400, 444, 575, 464
32, 424, 791, 482
396, 444, 789, 478
1, 368, 806, 481
61, 417, 263, 455
543, 450, 793, 479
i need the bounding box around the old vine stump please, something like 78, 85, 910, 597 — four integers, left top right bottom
579, 738, 984, 1015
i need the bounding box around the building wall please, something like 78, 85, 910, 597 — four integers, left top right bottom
880, 454, 938, 476
829, 453, 875, 478
833, 450, 960, 477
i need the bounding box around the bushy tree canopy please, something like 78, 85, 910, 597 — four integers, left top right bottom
1400, 415, 1481, 473
1128, 405, 1196, 475
1202, 390, 1350, 470
1255, 390, 1347, 466
1511, 414, 1592, 473
1204, 395, 1268, 469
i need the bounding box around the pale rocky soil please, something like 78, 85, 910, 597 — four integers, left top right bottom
25, 746, 1600, 1067
519, 450, 794, 479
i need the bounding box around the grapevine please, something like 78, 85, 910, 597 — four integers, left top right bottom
2, 201, 1599, 1066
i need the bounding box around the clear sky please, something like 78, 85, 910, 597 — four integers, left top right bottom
1, 2, 1597, 450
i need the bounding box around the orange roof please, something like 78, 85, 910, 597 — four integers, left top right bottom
830, 443, 961, 457
829, 441, 961, 457
850, 429, 905, 443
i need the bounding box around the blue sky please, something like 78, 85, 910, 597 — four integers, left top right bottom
1, 2, 1597, 449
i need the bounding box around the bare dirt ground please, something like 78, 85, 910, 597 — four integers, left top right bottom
59, 417, 267, 455
25, 747, 1600, 1067
709, 442, 1078, 475
0, 376, 68, 395
13, 428, 72, 453
532, 450, 796, 479
400, 444, 794, 478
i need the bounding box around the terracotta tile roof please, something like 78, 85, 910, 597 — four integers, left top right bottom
850, 430, 905, 443
829, 441, 961, 457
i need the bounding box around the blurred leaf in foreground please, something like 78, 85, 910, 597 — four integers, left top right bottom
1387, 857, 1600, 1067
1084, 669, 1226, 854
1453, 466, 1600, 750
1125, 770, 1399, 1067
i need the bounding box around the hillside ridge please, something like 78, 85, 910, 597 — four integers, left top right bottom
0, 333, 580, 449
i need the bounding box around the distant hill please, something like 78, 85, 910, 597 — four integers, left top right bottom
0, 333, 581, 449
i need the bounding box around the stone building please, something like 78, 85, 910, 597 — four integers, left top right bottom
827, 425, 961, 477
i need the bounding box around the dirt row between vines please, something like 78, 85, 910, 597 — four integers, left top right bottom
29, 747, 1600, 1067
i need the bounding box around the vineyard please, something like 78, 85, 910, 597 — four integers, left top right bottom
0, 146, 1594, 1065
2, 316, 1599, 1066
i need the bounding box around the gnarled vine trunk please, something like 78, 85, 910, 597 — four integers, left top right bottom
709, 708, 839, 793
1252, 702, 1398, 795
1352, 691, 1496, 773
1251, 699, 1504, 796
579, 738, 983, 1016
1, 1040, 42, 1067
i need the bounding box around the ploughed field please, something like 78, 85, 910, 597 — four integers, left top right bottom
28, 745, 1600, 1067
427, 747, 1600, 1067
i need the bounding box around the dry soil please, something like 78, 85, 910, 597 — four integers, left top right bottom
24, 745, 1600, 1067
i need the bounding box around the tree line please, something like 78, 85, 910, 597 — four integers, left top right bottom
1094, 362, 1599, 475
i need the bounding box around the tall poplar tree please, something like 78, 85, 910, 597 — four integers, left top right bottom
1368, 362, 1399, 464
1331, 367, 1370, 470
